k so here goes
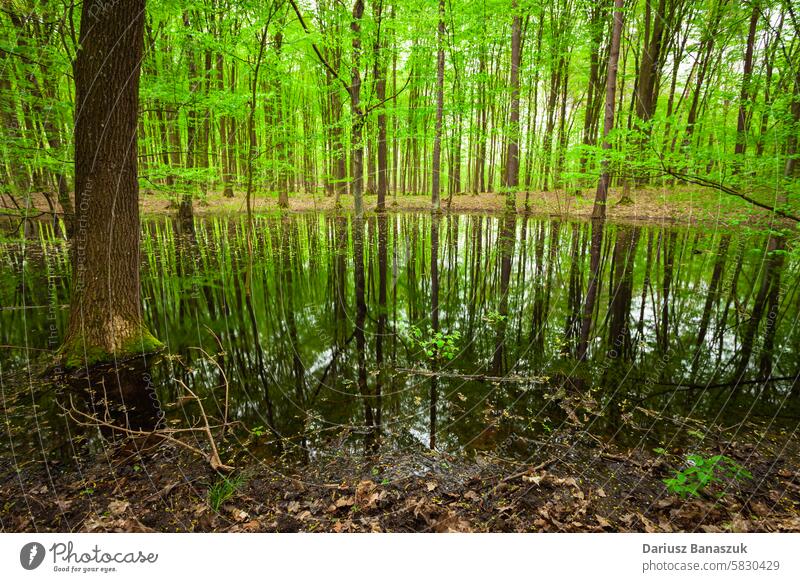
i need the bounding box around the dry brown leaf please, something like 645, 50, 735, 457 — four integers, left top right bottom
464, 490, 480, 502
336, 495, 355, 508
596, 515, 612, 529
637, 513, 658, 533
107, 500, 129, 516
355, 480, 376, 505
522, 474, 544, 485
751, 501, 771, 517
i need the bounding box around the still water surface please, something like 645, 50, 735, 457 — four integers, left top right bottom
1, 213, 798, 463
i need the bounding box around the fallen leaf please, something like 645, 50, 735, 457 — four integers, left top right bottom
335, 495, 355, 508
522, 474, 544, 486
107, 500, 129, 516
596, 515, 612, 529
355, 480, 377, 505
464, 490, 480, 502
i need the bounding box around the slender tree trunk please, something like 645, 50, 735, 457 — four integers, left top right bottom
504, 0, 522, 212
373, 0, 388, 211
350, 0, 366, 216
735, 2, 759, 160
431, 0, 445, 212
592, 0, 624, 220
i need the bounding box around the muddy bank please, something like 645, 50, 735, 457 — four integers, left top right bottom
4, 186, 786, 226
3, 424, 798, 533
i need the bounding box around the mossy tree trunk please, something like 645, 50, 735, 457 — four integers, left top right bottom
60, 0, 161, 369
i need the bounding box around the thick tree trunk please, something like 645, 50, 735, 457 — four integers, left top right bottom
61, 0, 161, 368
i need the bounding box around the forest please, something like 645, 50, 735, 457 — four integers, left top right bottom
0, 0, 799, 533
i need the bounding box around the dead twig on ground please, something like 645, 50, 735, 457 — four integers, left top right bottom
63, 393, 233, 472
397, 367, 548, 384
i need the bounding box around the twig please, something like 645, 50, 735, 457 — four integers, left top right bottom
64, 393, 233, 472
397, 367, 547, 384
189, 344, 230, 432
500, 458, 559, 483
657, 163, 800, 222
173, 378, 231, 471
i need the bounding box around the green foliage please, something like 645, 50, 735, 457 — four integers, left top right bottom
207, 474, 245, 511
2, 0, 798, 216
482, 310, 507, 327
664, 454, 752, 498
408, 325, 461, 361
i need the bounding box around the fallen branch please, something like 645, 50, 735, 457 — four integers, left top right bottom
397, 367, 548, 384
64, 391, 233, 472
173, 378, 231, 471
500, 457, 559, 483
657, 164, 800, 222
189, 342, 230, 432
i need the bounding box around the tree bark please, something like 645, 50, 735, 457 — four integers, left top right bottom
373, 0, 388, 211
504, 0, 522, 212
61, 0, 161, 368
350, 0, 366, 216
592, 0, 624, 220
431, 0, 445, 212
734, 2, 759, 159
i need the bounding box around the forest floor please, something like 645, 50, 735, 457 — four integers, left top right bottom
142, 186, 787, 225
3, 419, 799, 533
6, 185, 788, 226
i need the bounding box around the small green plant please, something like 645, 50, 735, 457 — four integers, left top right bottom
208, 474, 244, 511
664, 454, 752, 498
408, 325, 461, 361
251, 425, 267, 437
482, 310, 507, 327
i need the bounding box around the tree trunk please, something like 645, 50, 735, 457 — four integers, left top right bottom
504, 0, 522, 212
61, 0, 161, 368
350, 0, 365, 216
735, 2, 759, 159
431, 0, 445, 212
373, 0, 388, 211
592, 0, 624, 220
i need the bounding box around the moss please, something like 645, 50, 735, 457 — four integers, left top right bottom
59, 326, 164, 370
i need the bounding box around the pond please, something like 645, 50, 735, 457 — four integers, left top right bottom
1, 213, 799, 467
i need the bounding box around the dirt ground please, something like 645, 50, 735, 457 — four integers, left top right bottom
3, 185, 785, 226
3, 423, 798, 533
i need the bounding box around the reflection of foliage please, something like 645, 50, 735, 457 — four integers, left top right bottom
408, 326, 461, 361
664, 454, 751, 498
